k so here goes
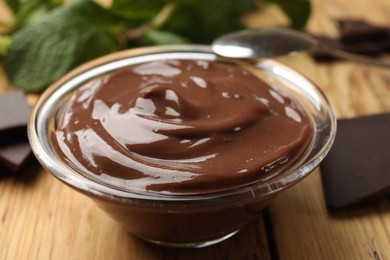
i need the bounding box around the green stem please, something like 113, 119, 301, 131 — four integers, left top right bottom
0, 20, 13, 31
46, 0, 64, 9
0, 35, 11, 56
150, 2, 176, 29
125, 2, 176, 41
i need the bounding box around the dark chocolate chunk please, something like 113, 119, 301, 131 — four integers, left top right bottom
310, 19, 390, 62
0, 139, 32, 171
320, 114, 390, 208
310, 35, 384, 61
341, 41, 385, 56
382, 37, 390, 52
0, 91, 32, 171
0, 91, 31, 136
338, 19, 389, 44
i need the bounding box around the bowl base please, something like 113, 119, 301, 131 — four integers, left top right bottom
139, 230, 240, 248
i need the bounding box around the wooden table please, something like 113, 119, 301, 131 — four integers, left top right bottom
1, 0, 390, 259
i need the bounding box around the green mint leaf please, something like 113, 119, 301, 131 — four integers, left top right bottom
278, 2, 311, 29
48, 0, 64, 8
8, 0, 49, 30
265, 0, 311, 29
5, 0, 20, 13
4, 0, 124, 92
137, 29, 189, 46
162, 0, 258, 43
110, 0, 169, 23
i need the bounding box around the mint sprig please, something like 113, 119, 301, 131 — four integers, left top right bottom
4, 0, 124, 92
2, 0, 311, 92
265, 0, 311, 29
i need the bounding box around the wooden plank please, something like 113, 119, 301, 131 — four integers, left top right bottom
2, 0, 390, 258
362, 66, 390, 112
0, 166, 272, 259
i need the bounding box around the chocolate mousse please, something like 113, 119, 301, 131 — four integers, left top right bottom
51, 59, 313, 194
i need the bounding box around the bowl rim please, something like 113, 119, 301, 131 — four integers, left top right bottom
28, 44, 336, 204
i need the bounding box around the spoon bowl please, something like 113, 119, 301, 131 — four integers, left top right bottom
212, 27, 390, 68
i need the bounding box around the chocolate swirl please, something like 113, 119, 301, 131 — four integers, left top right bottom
52, 59, 313, 194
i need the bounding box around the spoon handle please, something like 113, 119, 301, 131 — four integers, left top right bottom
318, 45, 390, 68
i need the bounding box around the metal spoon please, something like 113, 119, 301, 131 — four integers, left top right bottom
212, 27, 390, 68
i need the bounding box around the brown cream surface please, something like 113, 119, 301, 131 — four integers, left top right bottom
52, 59, 313, 194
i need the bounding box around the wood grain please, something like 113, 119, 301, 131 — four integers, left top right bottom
0, 163, 272, 260
1, 0, 390, 259
267, 0, 390, 259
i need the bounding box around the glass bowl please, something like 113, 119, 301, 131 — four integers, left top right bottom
28, 45, 336, 248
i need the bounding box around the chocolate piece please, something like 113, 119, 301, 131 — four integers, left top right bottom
0, 91, 31, 137
0, 139, 31, 171
338, 19, 389, 44
320, 114, 390, 208
0, 91, 32, 171
311, 34, 386, 61
341, 41, 385, 56
311, 35, 385, 62
381, 37, 390, 52
310, 19, 390, 62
